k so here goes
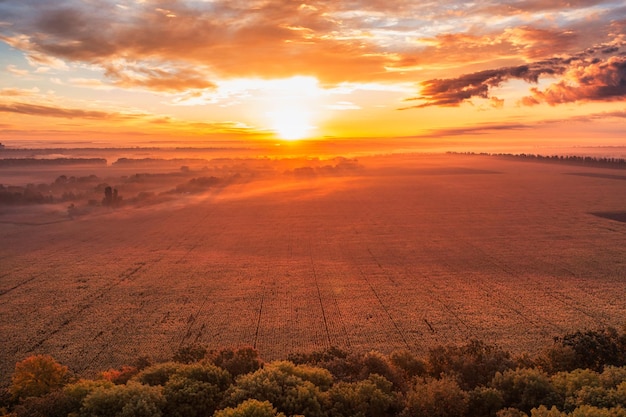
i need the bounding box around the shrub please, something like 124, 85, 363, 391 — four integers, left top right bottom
10, 355, 70, 400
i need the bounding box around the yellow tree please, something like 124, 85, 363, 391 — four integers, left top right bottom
10, 355, 69, 400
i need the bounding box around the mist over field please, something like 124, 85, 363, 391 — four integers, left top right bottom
1, 148, 626, 383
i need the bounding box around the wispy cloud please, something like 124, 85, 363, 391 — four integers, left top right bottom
0, 102, 146, 120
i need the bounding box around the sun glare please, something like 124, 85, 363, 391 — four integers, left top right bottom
269, 108, 314, 140
258, 76, 321, 140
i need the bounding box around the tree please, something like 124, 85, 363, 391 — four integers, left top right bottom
214, 399, 286, 417
325, 374, 400, 417
427, 340, 514, 390
402, 375, 469, 417
491, 368, 561, 414
225, 361, 330, 417
162, 374, 223, 417
467, 386, 505, 417
79, 381, 164, 417
208, 347, 263, 377
132, 361, 231, 417
10, 355, 70, 400
552, 329, 626, 372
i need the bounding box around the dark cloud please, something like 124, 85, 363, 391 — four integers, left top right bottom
402, 59, 569, 108
403, 47, 626, 109
524, 56, 626, 105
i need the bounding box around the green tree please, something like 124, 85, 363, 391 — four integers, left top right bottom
600, 367, 626, 390
551, 368, 601, 411
79, 381, 164, 417
325, 374, 400, 417
389, 350, 426, 380
12, 389, 77, 417
162, 374, 222, 417
226, 361, 330, 417
428, 340, 514, 390
402, 375, 469, 417
530, 405, 566, 417
214, 399, 286, 417
491, 368, 561, 414
208, 347, 263, 378
173, 344, 208, 364
569, 405, 626, 417
134, 362, 185, 386
552, 329, 626, 372
80, 381, 165, 417
10, 355, 70, 400
468, 386, 505, 417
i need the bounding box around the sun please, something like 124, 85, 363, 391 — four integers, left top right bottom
269, 108, 314, 140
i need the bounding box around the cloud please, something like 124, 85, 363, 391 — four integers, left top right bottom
1, 0, 625, 93
523, 56, 626, 105
0, 87, 39, 97
102, 62, 217, 92
402, 45, 626, 108
0, 102, 146, 120
401, 59, 569, 108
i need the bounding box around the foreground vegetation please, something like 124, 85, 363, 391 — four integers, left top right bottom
2, 327, 626, 417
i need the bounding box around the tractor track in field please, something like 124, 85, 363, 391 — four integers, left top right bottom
464, 239, 612, 330
309, 242, 332, 347
27, 261, 149, 354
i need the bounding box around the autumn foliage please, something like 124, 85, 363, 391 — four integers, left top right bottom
2, 327, 626, 417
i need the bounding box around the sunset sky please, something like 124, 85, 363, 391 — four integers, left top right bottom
1, 1, 625, 149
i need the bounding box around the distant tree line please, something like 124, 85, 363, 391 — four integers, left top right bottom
2, 326, 626, 417
0, 175, 103, 206
112, 158, 209, 166
0, 158, 107, 167
449, 152, 626, 170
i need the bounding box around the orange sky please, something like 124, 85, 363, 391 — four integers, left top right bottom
1, 1, 625, 150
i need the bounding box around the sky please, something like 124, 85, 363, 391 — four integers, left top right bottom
1, 0, 626, 150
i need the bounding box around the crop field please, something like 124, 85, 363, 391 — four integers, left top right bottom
1, 152, 626, 382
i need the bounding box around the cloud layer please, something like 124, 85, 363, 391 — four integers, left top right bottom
1, 0, 626, 142
2, 0, 625, 91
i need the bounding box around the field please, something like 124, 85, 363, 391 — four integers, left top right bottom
1, 151, 626, 382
